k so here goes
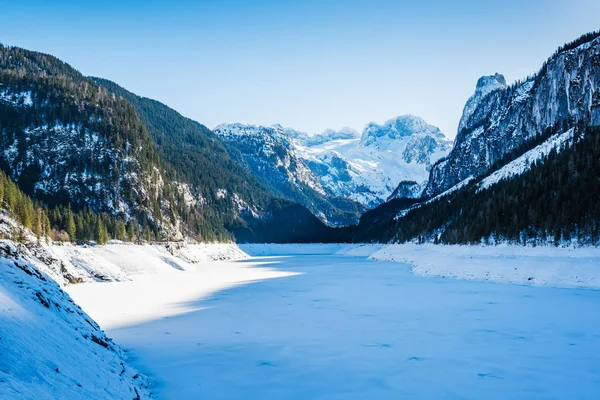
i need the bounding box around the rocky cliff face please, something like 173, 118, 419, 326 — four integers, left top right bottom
425, 34, 600, 197
214, 123, 326, 196
213, 123, 363, 226
457, 73, 507, 133
387, 181, 425, 201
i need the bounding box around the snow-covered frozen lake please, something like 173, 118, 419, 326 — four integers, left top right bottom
67, 253, 600, 399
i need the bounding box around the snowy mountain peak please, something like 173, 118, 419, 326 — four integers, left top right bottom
426, 33, 600, 198
360, 115, 446, 148
291, 115, 452, 207
214, 122, 287, 141
295, 127, 360, 147
458, 73, 508, 132
213, 123, 362, 226
475, 73, 507, 93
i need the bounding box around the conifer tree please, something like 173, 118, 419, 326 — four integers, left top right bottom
65, 209, 76, 243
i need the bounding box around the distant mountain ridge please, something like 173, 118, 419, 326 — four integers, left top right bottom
293, 115, 452, 207
215, 115, 451, 212
0, 44, 347, 243
213, 123, 364, 226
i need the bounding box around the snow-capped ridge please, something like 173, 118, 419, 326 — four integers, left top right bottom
214, 123, 362, 226
477, 128, 576, 192
295, 127, 360, 147
292, 115, 452, 207
360, 114, 446, 148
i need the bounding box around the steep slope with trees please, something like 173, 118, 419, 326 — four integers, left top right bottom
92, 78, 350, 239
0, 45, 345, 243
0, 44, 179, 240
356, 31, 600, 246
425, 31, 600, 197
214, 123, 363, 226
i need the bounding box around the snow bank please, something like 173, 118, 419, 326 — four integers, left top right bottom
334, 243, 385, 256
368, 244, 600, 289
106, 242, 600, 290
0, 240, 151, 400
48, 242, 248, 284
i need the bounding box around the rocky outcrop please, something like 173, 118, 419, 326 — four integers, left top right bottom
214, 123, 363, 226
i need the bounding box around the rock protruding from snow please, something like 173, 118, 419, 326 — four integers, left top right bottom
0, 240, 151, 400
214, 123, 325, 194
214, 123, 362, 226
458, 73, 507, 132
387, 181, 425, 201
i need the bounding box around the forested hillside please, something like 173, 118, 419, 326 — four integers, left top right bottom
359, 125, 599, 246
92, 78, 350, 241
0, 44, 180, 240
0, 45, 345, 243
91, 77, 281, 239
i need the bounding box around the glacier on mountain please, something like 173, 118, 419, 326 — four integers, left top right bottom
294, 115, 452, 207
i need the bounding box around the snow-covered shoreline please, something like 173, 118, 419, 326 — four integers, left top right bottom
366, 244, 600, 289
39, 242, 249, 285
241, 243, 600, 289
0, 241, 152, 400
66, 248, 600, 399
4, 240, 599, 399
17, 239, 600, 290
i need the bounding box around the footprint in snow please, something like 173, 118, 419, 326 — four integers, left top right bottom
477, 372, 503, 379
258, 361, 276, 367
363, 343, 393, 349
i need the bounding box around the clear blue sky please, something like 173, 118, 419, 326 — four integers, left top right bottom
1, 0, 599, 138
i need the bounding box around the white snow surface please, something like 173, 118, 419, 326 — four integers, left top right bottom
477, 128, 576, 192
0, 90, 33, 107
48, 242, 248, 283
64, 243, 600, 399
368, 243, 600, 289
0, 240, 151, 400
